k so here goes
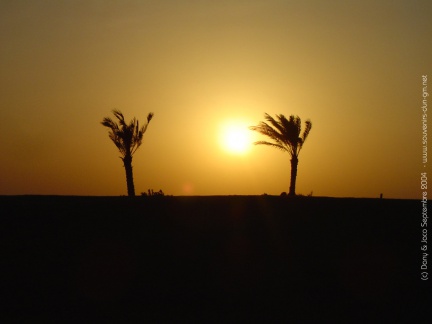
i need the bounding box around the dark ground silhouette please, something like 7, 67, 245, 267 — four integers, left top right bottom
1, 196, 429, 322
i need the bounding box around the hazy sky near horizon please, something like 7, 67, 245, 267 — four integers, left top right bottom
0, 0, 430, 198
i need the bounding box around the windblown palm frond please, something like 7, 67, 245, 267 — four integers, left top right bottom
299, 120, 312, 149
253, 141, 286, 151
101, 110, 153, 159
250, 113, 312, 159
250, 122, 286, 147
263, 113, 286, 138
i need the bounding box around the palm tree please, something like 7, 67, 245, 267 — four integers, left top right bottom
250, 113, 312, 196
101, 110, 154, 197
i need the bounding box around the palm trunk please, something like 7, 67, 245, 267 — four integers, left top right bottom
289, 156, 298, 196
123, 154, 135, 197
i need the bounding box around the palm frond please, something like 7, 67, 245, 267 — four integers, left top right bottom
101, 117, 118, 131
102, 110, 153, 158
147, 112, 154, 123
297, 120, 311, 153
253, 141, 287, 151
112, 109, 125, 124
264, 113, 286, 137
280, 115, 300, 144
131, 112, 153, 155
302, 120, 312, 143
140, 112, 154, 135
250, 112, 312, 158
249, 122, 285, 147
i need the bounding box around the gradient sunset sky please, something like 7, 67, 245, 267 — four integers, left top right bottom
1, 0, 430, 198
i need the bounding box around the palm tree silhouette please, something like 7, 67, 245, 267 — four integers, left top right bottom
101, 110, 154, 197
250, 113, 312, 196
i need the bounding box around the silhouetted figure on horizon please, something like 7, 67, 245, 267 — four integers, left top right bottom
250, 113, 312, 196
101, 110, 153, 197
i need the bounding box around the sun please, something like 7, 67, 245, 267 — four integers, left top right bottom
219, 121, 252, 154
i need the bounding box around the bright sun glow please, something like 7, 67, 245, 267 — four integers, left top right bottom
219, 121, 252, 154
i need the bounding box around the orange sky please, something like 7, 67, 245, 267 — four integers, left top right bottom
0, 0, 430, 198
